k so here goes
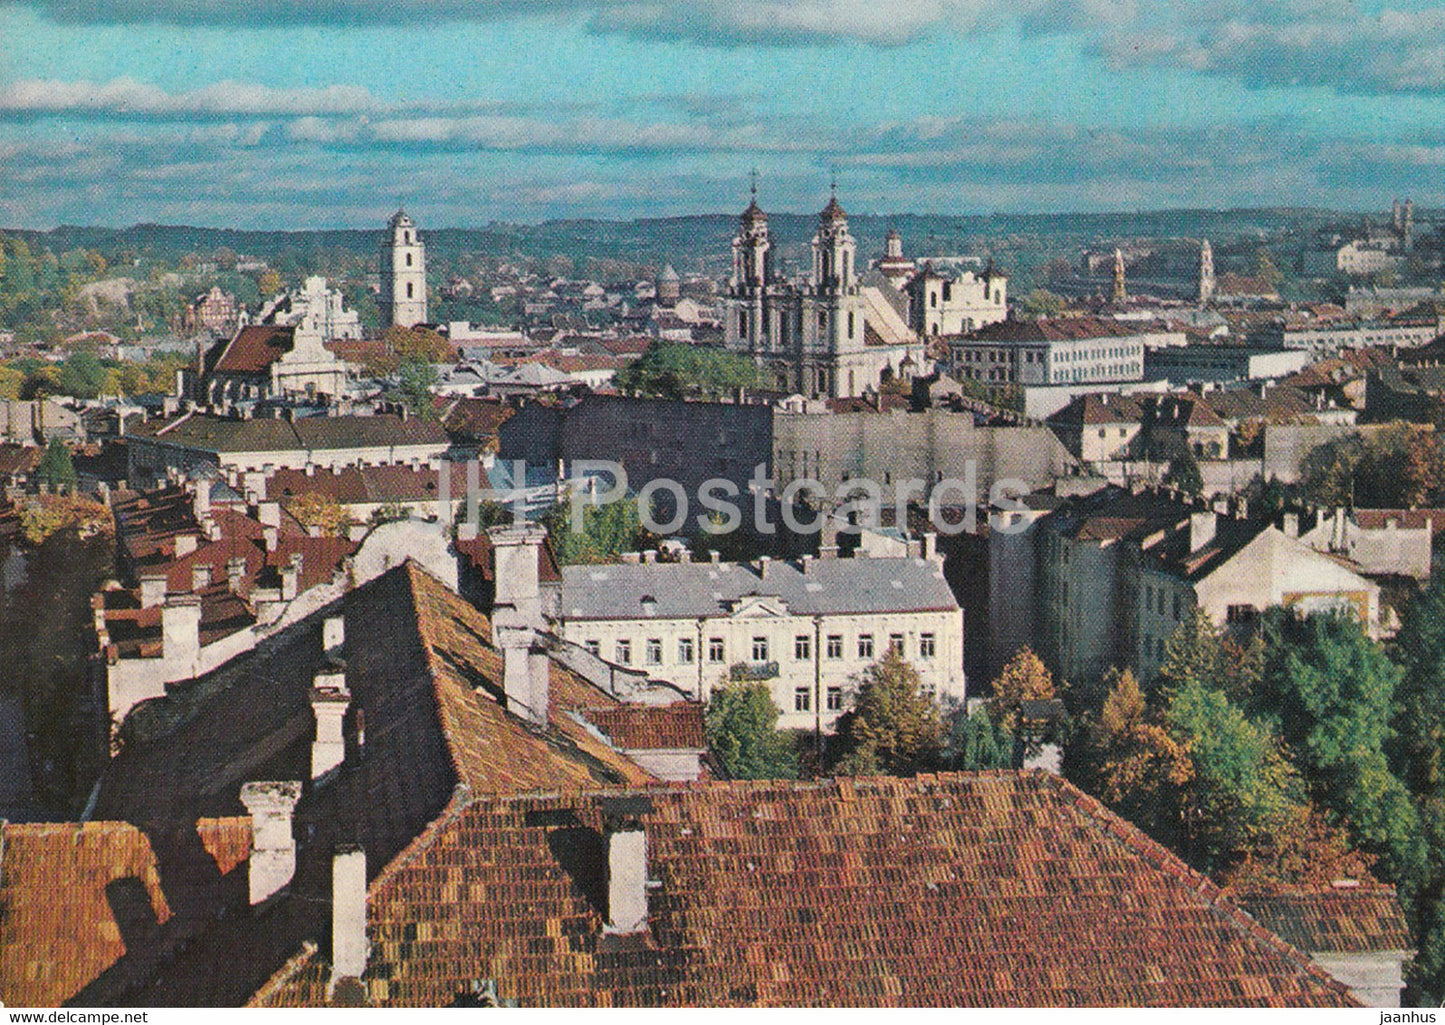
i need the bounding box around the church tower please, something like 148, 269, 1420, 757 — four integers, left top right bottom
1198, 239, 1215, 304
1111, 247, 1128, 305
811, 188, 857, 295
380, 209, 428, 329
732, 178, 770, 291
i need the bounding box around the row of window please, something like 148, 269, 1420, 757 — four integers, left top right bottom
584, 631, 937, 667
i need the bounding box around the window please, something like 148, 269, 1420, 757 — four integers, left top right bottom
858, 634, 874, 659
751, 636, 769, 662
646, 638, 663, 665
406, 282, 414, 298
826, 687, 844, 711
1226, 604, 1256, 624
889, 633, 904, 655
707, 637, 725, 663
795, 634, 812, 661
405, 252, 412, 266
826, 634, 843, 659
919, 633, 936, 659
794, 687, 812, 712
584, 639, 600, 656
678, 637, 695, 663
615, 639, 632, 665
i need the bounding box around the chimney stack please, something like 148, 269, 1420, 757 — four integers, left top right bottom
330, 845, 369, 988
922, 531, 938, 561
191, 563, 212, 591
487, 524, 547, 639
263, 526, 279, 552
323, 615, 345, 656
757, 555, 770, 578
604, 810, 650, 935
227, 555, 247, 593
240, 780, 302, 907
174, 534, 198, 558
139, 573, 167, 608
1282, 512, 1300, 538
1189, 511, 1217, 552
161, 594, 201, 671
499, 626, 549, 726
193, 479, 211, 524
310, 662, 350, 781
1332, 506, 1348, 552
282, 552, 303, 601
257, 501, 282, 529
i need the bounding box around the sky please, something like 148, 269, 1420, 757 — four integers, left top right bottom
3, 0, 1445, 228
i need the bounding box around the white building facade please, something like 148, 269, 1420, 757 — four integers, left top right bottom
554, 550, 965, 731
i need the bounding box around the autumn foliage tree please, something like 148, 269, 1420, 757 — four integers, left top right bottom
830, 649, 944, 776
283, 492, 353, 538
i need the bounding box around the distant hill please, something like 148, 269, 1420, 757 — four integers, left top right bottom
0, 207, 1374, 277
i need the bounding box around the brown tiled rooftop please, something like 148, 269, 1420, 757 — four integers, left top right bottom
580, 702, 707, 750
255, 772, 1357, 1008
210, 325, 294, 375
1231, 886, 1412, 954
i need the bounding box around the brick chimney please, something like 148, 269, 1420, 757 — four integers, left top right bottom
240, 780, 302, 907
310, 662, 350, 781
331, 845, 368, 989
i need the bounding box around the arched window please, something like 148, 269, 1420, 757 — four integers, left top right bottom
406, 253, 412, 267
847, 311, 855, 338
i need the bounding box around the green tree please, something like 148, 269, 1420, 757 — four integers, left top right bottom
1256, 609, 1423, 882
830, 649, 944, 776
943, 703, 1014, 770
395, 355, 438, 421
706, 682, 799, 780
1163, 449, 1204, 498
543, 494, 645, 565
35, 438, 77, 491
57, 351, 106, 399
613, 342, 765, 400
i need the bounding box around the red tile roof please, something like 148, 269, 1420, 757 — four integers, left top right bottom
0, 818, 250, 1008
1231, 886, 1412, 954
255, 772, 1357, 1008
964, 317, 1167, 343
580, 702, 706, 750
211, 325, 294, 375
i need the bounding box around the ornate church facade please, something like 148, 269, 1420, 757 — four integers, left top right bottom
723, 189, 922, 400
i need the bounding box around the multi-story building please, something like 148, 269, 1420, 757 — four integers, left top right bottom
723, 189, 922, 399
991, 486, 1382, 688
182, 286, 239, 335
949, 318, 1181, 386
552, 542, 965, 730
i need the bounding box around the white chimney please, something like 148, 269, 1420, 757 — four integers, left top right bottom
174, 533, 199, 558
282, 552, 302, 601
922, 531, 938, 561
1332, 506, 1348, 552
227, 555, 247, 592
323, 615, 345, 656
605, 819, 649, 934
488, 524, 546, 638
499, 626, 549, 726
193, 480, 211, 523
310, 663, 350, 781
191, 563, 212, 591
257, 501, 282, 529
1282, 512, 1299, 538
161, 595, 201, 670
240, 780, 302, 907
330, 845, 369, 986
1189, 510, 1217, 552
139, 573, 167, 608
263, 526, 279, 552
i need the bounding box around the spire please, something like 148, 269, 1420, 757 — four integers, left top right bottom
741, 169, 766, 224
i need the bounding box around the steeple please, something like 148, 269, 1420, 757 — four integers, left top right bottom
1111, 247, 1128, 305
732, 173, 769, 290
1198, 239, 1215, 304
812, 182, 855, 293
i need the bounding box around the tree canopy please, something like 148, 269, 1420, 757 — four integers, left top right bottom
829, 649, 944, 776
706, 682, 799, 780
613, 342, 765, 400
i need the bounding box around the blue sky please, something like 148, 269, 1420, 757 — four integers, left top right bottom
3, 0, 1445, 228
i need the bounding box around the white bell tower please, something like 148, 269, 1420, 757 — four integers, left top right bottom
381, 209, 428, 328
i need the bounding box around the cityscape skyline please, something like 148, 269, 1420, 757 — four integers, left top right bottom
4, 0, 1445, 228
